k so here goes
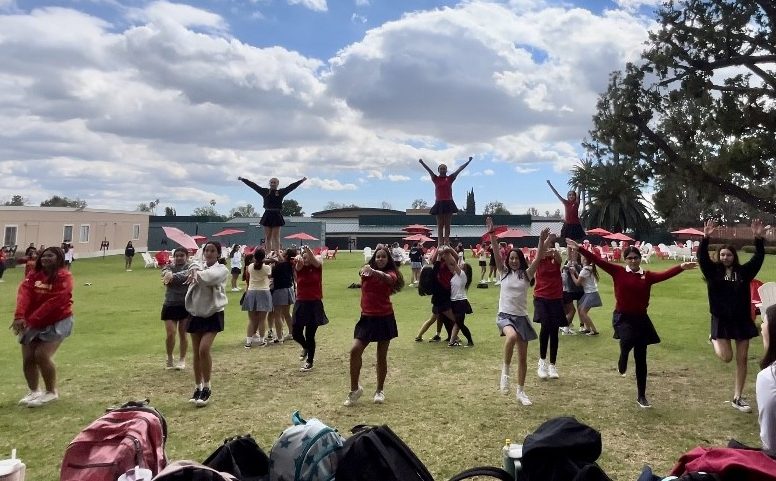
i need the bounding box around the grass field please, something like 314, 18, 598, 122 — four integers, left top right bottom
1, 251, 774, 480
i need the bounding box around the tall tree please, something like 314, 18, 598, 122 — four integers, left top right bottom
411, 199, 428, 209
483, 201, 511, 215
380, 201, 392, 209
526, 207, 540, 216
136, 203, 151, 212
40, 196, 87, 208
282, 199, 304, 217
324, 201, 360, 210
588, 0, 776, 215
192, 205, 224, 219
465, 189, 475, 215
230, 204, 258, 218
164, 206, 176, 216
3, 194, 26, 206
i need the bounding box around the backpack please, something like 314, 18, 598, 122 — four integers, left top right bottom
418, 266, 436, 296
60, 399, 167, 481
152, 461, 238, 481
203, 434, 269, 481
336, 425, 513, 481
268, 411, 345, 481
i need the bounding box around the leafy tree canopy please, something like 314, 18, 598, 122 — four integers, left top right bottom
3, 194, 26, 206
483, 201, 511, 215
40, 196, 87, 208
282, 199, 304, 217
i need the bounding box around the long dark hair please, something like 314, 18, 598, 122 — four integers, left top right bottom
461, 263, 473, 290
502, 248, 534, 285
760, 305, 776, 370
253, 248, 266, 270
230, 244, 240, 257
35, 246, 66, 284
368, 247, 405, 293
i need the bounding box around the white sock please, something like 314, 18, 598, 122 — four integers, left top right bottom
502, 364, 510, 376
246, 336, 252, 343
204, 382, 211, 389
196, 383, 203, 390
516, 385, 524, 393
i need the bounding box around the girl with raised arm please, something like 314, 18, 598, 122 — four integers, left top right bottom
489, 217, 548, 406
237, 176, 307, 252
344, 246, 404, 406
292, 246, 328, 372
419, 157, 473, 246
547, 180, 585, 242
566, 238, 697, 408
699, 219, 765, 413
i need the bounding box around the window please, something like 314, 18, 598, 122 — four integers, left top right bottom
63, 225, 73, 243
132, 224, 140, 240
79, 224, 90, 243
3, 225, 17, 247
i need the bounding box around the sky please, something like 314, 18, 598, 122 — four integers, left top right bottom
0, 0, 662, 217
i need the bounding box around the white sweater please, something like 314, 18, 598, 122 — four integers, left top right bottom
185, 262, 228, 317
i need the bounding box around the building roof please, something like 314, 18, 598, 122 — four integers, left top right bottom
0, 206, 149, 216
311, 207, 405, 218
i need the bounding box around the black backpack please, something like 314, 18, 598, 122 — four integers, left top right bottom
336, 425, 512, 481
202, 434, 269, 481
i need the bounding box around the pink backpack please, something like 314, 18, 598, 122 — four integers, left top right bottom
60, 400, 167, 481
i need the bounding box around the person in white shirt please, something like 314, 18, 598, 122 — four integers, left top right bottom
569, 255, 601, 336
438, 247, 474, 347
757, 304, 776, 452
487, 217, 549, 406
228, 245, 243, 292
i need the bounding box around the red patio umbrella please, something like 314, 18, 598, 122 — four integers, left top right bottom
212, 228, 245, 237
284, 232, 319, 241
402, 224, 432, 233
586, 227, 611, 236
496, 228, 528, 239
162, 227, 199, 251
603, 232, 634, 242
192, 235, 208, 244
671, 228, 704, 236
403, 234, 434, 243
481, 225, 508, 242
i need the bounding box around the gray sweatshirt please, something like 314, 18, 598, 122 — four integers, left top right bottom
162, 262, 193, 306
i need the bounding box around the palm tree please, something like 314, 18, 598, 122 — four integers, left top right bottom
571, 157, 653, 233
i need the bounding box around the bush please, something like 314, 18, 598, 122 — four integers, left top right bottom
741, 245, 776, 255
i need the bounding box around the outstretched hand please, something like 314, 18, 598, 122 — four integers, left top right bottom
565, 238, 579, 250
752, 218, 764, 237
485, 216, 494, 232
703, 219, 717, 237
680, 261, 698, 271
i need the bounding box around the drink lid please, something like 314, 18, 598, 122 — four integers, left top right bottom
0, 459, 21, 476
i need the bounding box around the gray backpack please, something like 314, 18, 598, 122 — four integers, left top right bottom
269, 412, 344, 481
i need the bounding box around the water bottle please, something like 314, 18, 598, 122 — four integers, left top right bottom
0, 449, 26, 481
501, 439, 515, 479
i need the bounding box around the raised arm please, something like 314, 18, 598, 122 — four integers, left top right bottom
698, 219, 716, 277
302, 245, 321, 269
526, 228, 550, 279
238, 176, 268, 197
450, 156, 473, 179
647, 262, 695, 285
418, 158, 436, 177
485, 217, 505, 274
740, 219, 766, 281
566, 238, 619, 277
279, 177, 307, 197
546, 180, 565, 203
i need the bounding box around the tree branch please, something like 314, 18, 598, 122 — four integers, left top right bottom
707, 84, 775, 97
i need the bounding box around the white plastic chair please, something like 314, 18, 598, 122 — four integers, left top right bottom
363, 246, 373, 262
141, 252, 157, 268
759, 282, 776, 323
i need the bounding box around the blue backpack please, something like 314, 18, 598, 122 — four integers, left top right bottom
269, 411, 345, 481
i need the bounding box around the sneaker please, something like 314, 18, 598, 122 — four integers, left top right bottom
516, 390, 533, 406
548, 364, 559, 379
732, 397, 752, 413
299, 349, 308, 361
244, 339, 252, 349
266, 330, 275, 341
189, 388, 202, 403
448, 340, 462, 347
175, 360, 186, 370
429, 335, 441, 343
374, 391, 385, 404
617, 353, 628, 376
537, 359, 548, 379
414, 336, 423, 342
637, 396, 651, 408
253, 339, 267, 347
18, 391, 42, 405
283, 333, 294, 342
27, 391, 58, 407
272, 338, 280, 344
465, 341, 474, 348
166, 359, 175, 370
300, 362, 313, 372
343, 386, 363, 407
499, 374, 510, 394
586, 331, 600, 336
579, 328, 590, 334
196, 388, 211, 407
231, 287, 241, 292
494, 280, 501, 286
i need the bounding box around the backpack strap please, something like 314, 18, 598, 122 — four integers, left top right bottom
291, 411, 306, 426
448, 467, 514, 481
371, 426, 434, 481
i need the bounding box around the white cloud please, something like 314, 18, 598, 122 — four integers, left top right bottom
0, 0, 16, 11
483, 169, 494, 175
306, 178, 358, 190
388, 174, 410, 182
355, 0, 370, 6
351, 13, 367, 24
137, 1, 228, 31
614, 0, 662, 11
287, 0, 328, 12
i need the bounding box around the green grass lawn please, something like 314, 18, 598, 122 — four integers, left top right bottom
1, 251, 774, 480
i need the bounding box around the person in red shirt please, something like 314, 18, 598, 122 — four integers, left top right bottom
24, 250, 37, 277
13, 247, 74, 407
547, 180, 585, 242
292, 246, 328, 372
533, 235, 565, 380
344, 246, 405, 406
419, 156, 473, 246
567, 238, 697, 408
0, 246, 6, 283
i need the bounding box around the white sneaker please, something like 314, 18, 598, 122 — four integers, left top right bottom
499, 374, 510, 394
175, 360, 186, 370
494, 280, 501, 286
166, 359, 175, 370
283, 333, 294, 342
27, 391, 58, 407
537, 359, 548, 379
548, 364, 559, 379
231, 287, 241, 292
343, 386, 363, 406
18, 391, 42, 405
373, 391, 385, 404
516, 390, 533, 406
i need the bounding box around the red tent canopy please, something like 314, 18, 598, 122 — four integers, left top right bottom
402, 224, 432, 233
671, 228, 704, 236
192, 235, 208, 244
212, 228, 245, 237
285, 232, 319, 241
586, 227, 611, 236
403, 234, 434, 242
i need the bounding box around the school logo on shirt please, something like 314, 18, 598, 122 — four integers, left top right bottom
33, 280, 52, 291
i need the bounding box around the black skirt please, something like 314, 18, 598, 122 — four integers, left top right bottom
451, 299, 473, 316
260, 209, 285, 227
532, 297, 567, 328
710, 315, 758, 341
431, 290, 452, 312
161, 304, 190, 321
612, 311, 660, 345
561, 223, 586, 242
430, 200, 458, 216
187, 310, 224, 333
293, 300, 329, 327
354, 314, 398, 342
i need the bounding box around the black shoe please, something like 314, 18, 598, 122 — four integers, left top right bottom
414, 336, 423, 342
429, 335, 441, 343
189, 388, 201, 403
299, 349, 307, 361
196, 388, 211, 407
637, 396, 651, 408
465, 341, 474, 348
618, 354, 628, 376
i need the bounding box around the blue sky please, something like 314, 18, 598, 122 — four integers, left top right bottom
0, 0, 660, 216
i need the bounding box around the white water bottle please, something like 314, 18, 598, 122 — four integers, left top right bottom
0, 450, 26, 481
